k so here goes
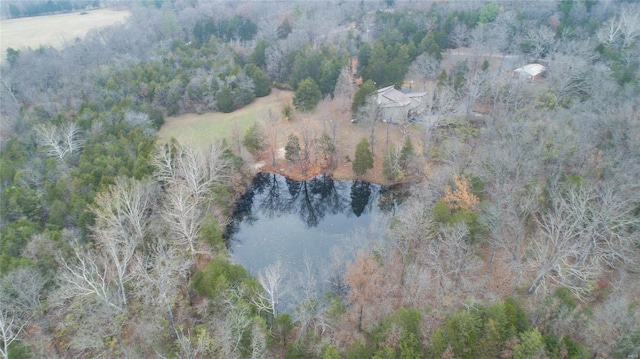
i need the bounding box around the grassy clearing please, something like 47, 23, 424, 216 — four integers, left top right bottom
158, 88, 423, 184
158, 88, 425, 184
157, 89, 293, 145
0, 9, 130, 56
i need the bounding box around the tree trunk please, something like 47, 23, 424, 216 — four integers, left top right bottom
527, 272, 546, 295
488, 243, 497, 276
369, 126, 375, 155
0, 79, 19, 106
271, 133, 277, 166
118, 273, 128, 307
386, 122, 390, 150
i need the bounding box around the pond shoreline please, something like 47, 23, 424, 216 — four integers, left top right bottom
255, 158, 420, 187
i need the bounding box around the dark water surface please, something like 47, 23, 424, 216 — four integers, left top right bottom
227, 173, 404, 286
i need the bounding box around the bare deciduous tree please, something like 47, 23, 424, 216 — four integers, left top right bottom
400, 262, 433, 309
524, 26, 555, 59
249, 321, 268, 359
586, 292, 640, 357
356, 96, 379, 154
464, 69, 489, 115
615, 4, 640, 49
597, 16, 623, 47
476, 119, 544, 294
154, 141, 231, 203
266, 125, 279, 167
345, 250, 397, 330
389, 191, 433, 283
266, 45, 286, 83
333, 66, 355, 118
451, 23, 469, 53
92, 178, 155, 306
546, 54, 590, 107
0, 267, 45, 359
528, 186, 594, 297
174, 325, 215, 359
254, 261, 287, 318
123, 110, 152, 129
0, 306, 27, 359
153, 141, 231, 257
431, 84, 457, 120
479, 202, 502, 275
134, 239, 192, 331
299, 121, 315, 176
419, 222, 482, 299
1, 267, 46, 314
163, 183, 202, 256
222, 300, 254, 357
57, 241, 123, 311
35, 122, 83, 160
293, 255, 330, 338
528, 182, 640, 298
409, 53, 441, 89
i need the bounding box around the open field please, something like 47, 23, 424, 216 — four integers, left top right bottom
158, 89, 294, 146
159, 88, 422, 185
0, 9, 130, 55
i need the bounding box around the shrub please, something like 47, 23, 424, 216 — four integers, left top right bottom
243, 122, 266, 156
191, 256, 258, 299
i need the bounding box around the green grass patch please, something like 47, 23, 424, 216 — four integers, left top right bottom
157, 89, 289, 146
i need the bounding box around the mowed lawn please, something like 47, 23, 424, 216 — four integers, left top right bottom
157, 89, 292, 146
0, 9, 130, 56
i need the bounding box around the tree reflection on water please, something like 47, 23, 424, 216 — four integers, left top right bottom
229, 173, 403, 233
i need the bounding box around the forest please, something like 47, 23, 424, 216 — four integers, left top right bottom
0, 0, 639, 358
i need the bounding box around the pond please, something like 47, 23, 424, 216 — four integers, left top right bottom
227, 173, 405, 302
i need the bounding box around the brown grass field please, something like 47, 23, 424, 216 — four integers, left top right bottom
0, 9, 130, 57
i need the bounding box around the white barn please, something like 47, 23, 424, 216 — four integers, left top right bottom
513, 63, 546, 81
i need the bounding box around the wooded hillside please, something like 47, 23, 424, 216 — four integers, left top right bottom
1, 1, 638, 358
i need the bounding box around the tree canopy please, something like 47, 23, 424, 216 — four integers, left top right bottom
1, 1, 639, 358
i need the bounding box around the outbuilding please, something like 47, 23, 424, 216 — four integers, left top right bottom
513, 63, 546, 81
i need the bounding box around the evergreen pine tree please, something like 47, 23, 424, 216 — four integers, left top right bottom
400, 137, 414, 169
353, 138, 374, 176
243, 123, 265, 155
285, 134, 301, 163
293, 78, 322, 111
245, 63, 271, 97
217, 86, 235, 113
514, 329, 544, 359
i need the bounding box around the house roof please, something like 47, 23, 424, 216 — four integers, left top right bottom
513, 63, 546, 78
376, 86, 426, 109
